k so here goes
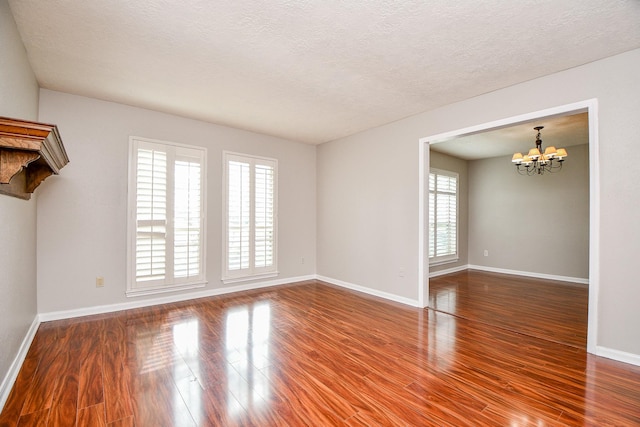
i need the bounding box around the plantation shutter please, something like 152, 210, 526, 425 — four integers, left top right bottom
224, 152, 277, 282
227, 159, 251, 271
173, 149, 203, 279
428, 174, 435, 258
128, 138, 206, 294
254, 163, 275, 268
429, 169, 458, 263
136, 148, 168, 282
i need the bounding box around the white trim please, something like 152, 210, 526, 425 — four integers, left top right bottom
595, 346, 640, 367
127, 136, 208, 294
418, 135, 428, 307
317, 275, 421, 308
418, 98, 599, 354
420, 100, 594, 144
39, 275, 315, 322
222, 151, 279, 281
39, 274, 422, 322
5, 274, 638, 416
0, 316, 40, 412
467, 264, 589, 285
428, 168, 459, 264
125, 281, 206, 298
586, 99, 600, 355
429, 258, 459, 268
429, 264, 468, 278
221, 271, 279, 285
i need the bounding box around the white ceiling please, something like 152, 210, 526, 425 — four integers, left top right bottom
8, 0, 640, 145
431, 112, 589, 160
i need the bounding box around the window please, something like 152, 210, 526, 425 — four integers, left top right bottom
223, 152, 278, 283
127, 137, 206, 296
429, 168, 458, 264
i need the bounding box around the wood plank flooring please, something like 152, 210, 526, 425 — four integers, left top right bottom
2, 278, 640, 426
429, 270, 588, 348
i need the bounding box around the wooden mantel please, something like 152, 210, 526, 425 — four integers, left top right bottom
0, 117, 69, 200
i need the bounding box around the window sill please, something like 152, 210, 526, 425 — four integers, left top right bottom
429, 258, 459, 267
222, 271, 279, 285
126, 280, 207, 298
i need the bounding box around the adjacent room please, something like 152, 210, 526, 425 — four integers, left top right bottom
428, 112, 590, 348
2, 0, 640, 425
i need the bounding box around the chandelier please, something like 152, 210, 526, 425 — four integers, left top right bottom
511, 126, 568, 175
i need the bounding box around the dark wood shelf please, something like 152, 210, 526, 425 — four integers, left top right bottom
0, 117, 69, 199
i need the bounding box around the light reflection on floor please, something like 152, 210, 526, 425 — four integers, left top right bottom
172, 318, 202, 425
225, 301, 272, 416
86, 281, 613, 426
427, 310, 457, 371
429, 282, 458, 313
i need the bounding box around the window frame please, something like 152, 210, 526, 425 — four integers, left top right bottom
126, 136, 207, 297
429, 168, 459, 266
222, 151, 278, 284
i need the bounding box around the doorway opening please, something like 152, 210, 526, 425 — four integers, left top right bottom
418, 99, 599, 353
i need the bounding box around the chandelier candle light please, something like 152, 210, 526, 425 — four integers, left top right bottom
512, 126, 568, 175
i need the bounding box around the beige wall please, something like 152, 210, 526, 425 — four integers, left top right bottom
316, 126, 417, 299
468, 144, 589, 279
429, 150, 469, 273
317, 48, 640, 357
429, 143, 588, 280
3, 0, 638, 370
0, 0, 39, 392
37, 90, 317, 313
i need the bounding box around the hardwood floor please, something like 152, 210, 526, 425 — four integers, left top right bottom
2, 278, 640, 426
429, 270, 588, 348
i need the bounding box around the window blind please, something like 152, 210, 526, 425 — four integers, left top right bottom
429, 169, 458, 263
228, 160, 251, 271
223, 152, 277, 282
135, 148, 167, 282
173, 155, 202, 279
128, 137, 206, 295
254, 164, 275, 268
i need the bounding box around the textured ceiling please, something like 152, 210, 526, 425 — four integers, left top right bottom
8, 0, 640, 144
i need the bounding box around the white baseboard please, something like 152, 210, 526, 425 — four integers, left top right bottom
39, 275, 316, 322
39, 267, 587, 322
316, 275, 420, 308
596, 346, 640, 367
429, 264, 469, 278
0, 316, 40, 412
429, 266, 640, 367
466, 264, 589, 285
5, 272, 639, 417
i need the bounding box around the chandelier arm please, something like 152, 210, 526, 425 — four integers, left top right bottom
511, 125, 566, 176
547, 159, 563, 172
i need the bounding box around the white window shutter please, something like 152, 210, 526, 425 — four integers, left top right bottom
254, 163, 274, 269
223, 152, 278, 282
128, 137, 206, 296
429, 169, 458, 263
173, 153, 202, 279
228, 160, 251, 271
135, 148, 167, 282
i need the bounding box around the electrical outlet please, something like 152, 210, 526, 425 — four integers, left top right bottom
96, 276, 104, 287
301, 257, 305, 264
399, 268, 405, 278
484, 250, 489, 257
